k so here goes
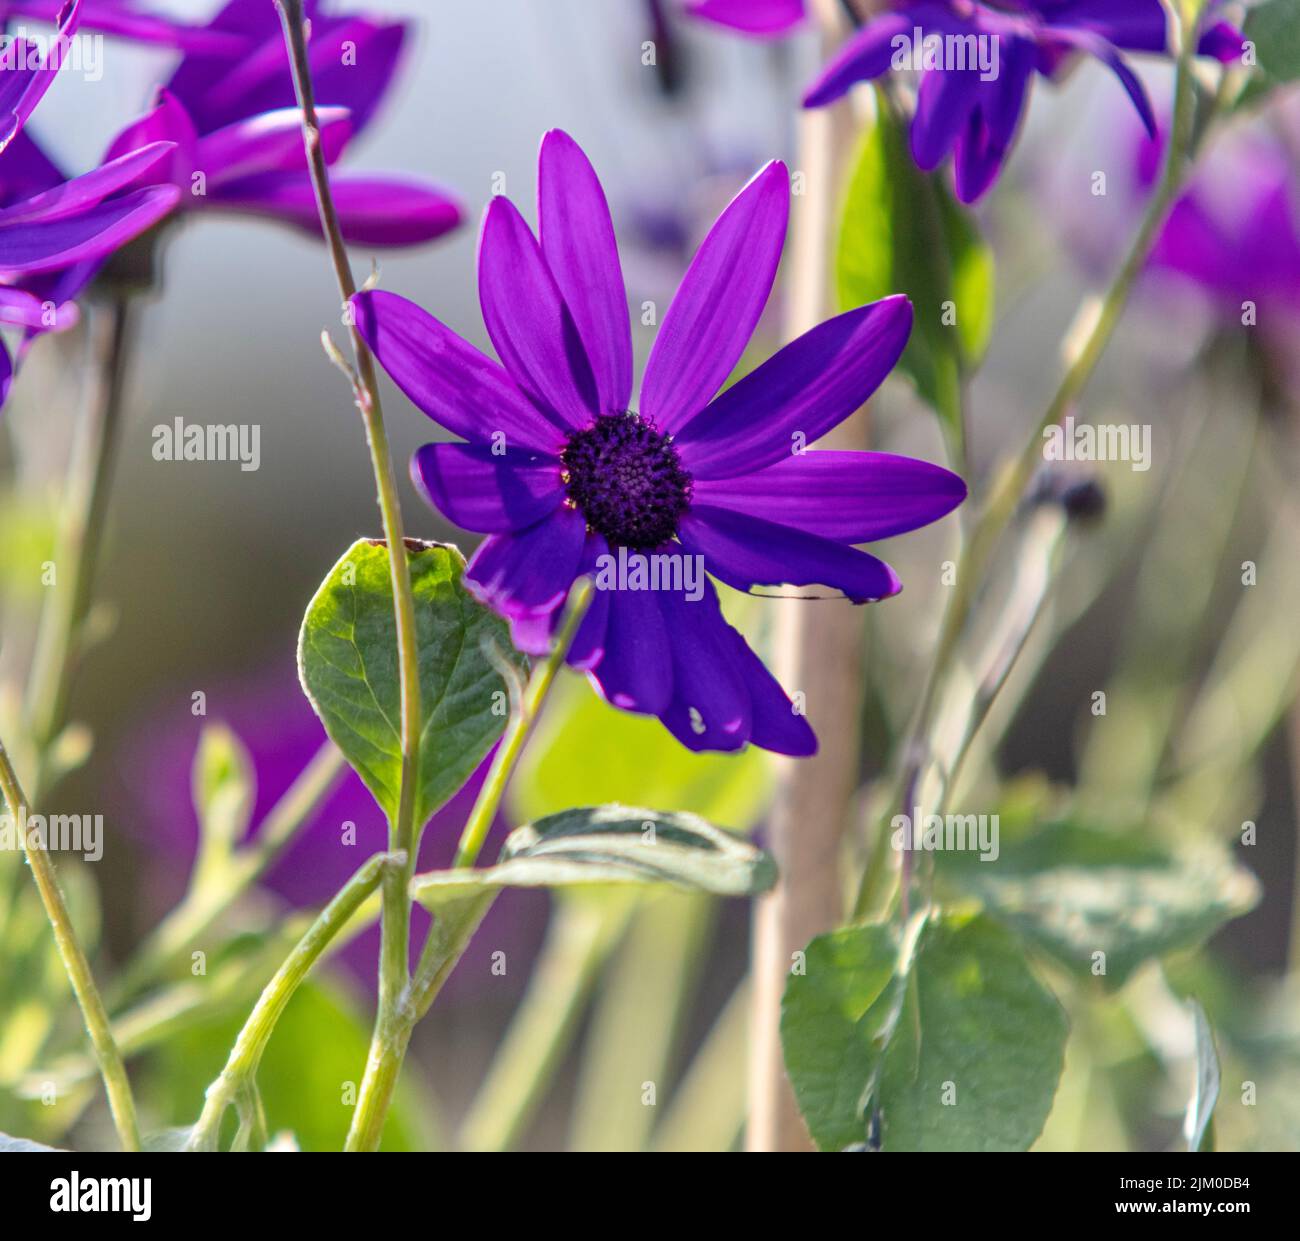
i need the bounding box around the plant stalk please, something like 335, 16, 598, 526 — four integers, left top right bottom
186, 851, 397, 1151
0, 735, 140, 1151
274, 0, 424, 1153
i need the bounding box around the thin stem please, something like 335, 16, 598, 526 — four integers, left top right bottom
0, 735, 140, 1151
852, 22, 1204, 920
344, 583, 592, 1152
186, 851, 398, 1151
274, 0, 425, 1155
25, 296, 134, 803
272, 0, 420, 854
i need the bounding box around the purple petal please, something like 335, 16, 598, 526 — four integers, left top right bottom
801, 12, 914, 108
0, 0, 83, 151
103, 89, 199, 180
687, 0, 805, 38
4, 0, 249, 53
912, 69, 981, 172
1038, 0, 1167, 53
170, 11, 404, 139
1046, 26, 1155, 138
0, 142, 176, 225
509, 533, 612, 662
720, 625, 816, 757
658, 583, 751, 752
194, 107, 350, 186
589, 585, 673, 714
640, 161, 789, 434
0, 337, 12, 408
211, 172, 462, 247
478, 195, 598, 428
678, 506, 902, 603
538, 130, 632, 415
951, 38, 1037, 204
0, 184, 179, 276
351, 290, 569, 453
0, 285, 78, 329
692, 449, 966, 542
1197, 21, 1246, 64
0, 131, 68, 205
410, 442, 564, 534
464, 506, 586, 620
674, 297, 912, 479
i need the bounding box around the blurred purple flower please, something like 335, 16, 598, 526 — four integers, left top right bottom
97, 0, 463, 247
0, 0, 248, 52
120, 669, 544, 995
352, 130, 966, 757
1146, 133, 1300, 334
0, 0, 179, 401
691, 0, 1244, 204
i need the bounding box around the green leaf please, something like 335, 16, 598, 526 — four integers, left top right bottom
412, 805, 776, 907
1243, 0, 1300, 85
778, 923, 901, 1151
510, 675, 772, 831
836, 94, 994, 451
1185, 1000, 1220, 1153
298, 538, 527, 831
783, 913, 1067, 1151
941, 823, 1259, 989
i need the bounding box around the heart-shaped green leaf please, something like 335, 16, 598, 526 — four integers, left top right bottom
298, 538, 526, 831
782, 912, 1068, 1151
410, 805, 776, 909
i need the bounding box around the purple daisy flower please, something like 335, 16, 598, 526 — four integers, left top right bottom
90, 0, 462, 247
691, 0, 1245, 204
351, 130, 966, 757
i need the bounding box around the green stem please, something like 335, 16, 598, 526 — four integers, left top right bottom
186, 851, 397, 1151
274, 0, 424, 1153
344, 583, 593, 1152
25, 296, 134, 803
0, 735, 140, 1151
852, 22, 1204, 920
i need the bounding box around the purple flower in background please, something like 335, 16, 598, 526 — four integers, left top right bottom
95, 0, 462, 246
0, 0, 180, 401
352, 131, 966, 756
691, 0, 1245, 204
0, 0, 248, 52
1147, 133, 1300, 332
687, 0, 805, 38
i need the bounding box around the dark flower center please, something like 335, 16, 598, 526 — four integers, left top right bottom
561, 413, 692, 550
